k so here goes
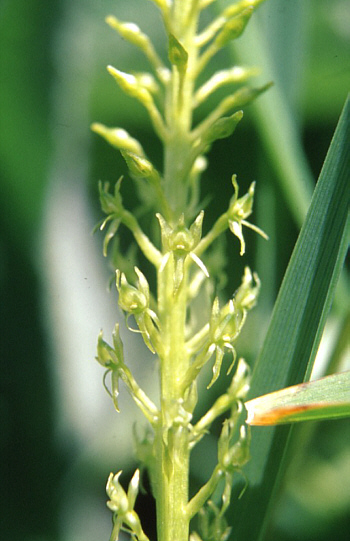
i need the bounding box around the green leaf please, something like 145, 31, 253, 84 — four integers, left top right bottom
230, 96, 350, 541
245, 371, 350, 426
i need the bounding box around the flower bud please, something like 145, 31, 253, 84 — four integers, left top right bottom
133, 72, 159, 95
127, 469, 140, 510
108, 66, 153, 106
203, 111, 243, 146
227, 358, 251, 400
215, 7, 254, 48
112, 323, 124, 362
91, 123, 144, 156
122, 151, 157, 179
229, 82, 273, 108
106, 16, 149, 50
116, 270, 148, 314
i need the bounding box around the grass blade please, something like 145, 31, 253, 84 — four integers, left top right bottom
230, 96, 350, 541
245, 371, 350, 426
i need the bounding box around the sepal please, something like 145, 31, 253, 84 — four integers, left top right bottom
106, 470, 129, 514
99, 178, 124, 216
122, 151, 160, 183
215, 7, 254, 48
229, 81, 273, 109
168, 33, 188, 74
202, 111, 243, 147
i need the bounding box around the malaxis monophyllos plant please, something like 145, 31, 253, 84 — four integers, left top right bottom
92, 1, 270, 540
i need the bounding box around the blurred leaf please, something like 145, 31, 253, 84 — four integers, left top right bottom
302, 0, 350, 123
0, 0, 55, 247
246, 371, 350, 425
230, 95, 350, 541
216, 0, 314, 227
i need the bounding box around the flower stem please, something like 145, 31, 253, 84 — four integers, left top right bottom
163, 1, 199, 219
155, 256, 191, 541
155, 6, 202, 537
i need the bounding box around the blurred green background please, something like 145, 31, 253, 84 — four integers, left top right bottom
0, 1, 349, 540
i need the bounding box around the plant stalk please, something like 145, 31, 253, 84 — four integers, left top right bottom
155, 5, 201, 538
155, 256, 191, 541
163, 0, 199, 219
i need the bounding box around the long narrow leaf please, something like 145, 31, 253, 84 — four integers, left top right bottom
230, 96, 350, 541
245, 371, 350, 426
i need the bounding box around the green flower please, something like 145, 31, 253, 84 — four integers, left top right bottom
106, 470, 149, 541
116, 268, 161, 353
157, 212, 209, 291
228, 175, 268, 255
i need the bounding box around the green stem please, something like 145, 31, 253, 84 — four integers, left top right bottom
155, 6, 202, 537
155, 257, 191, 541
163, 1, 200, 219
